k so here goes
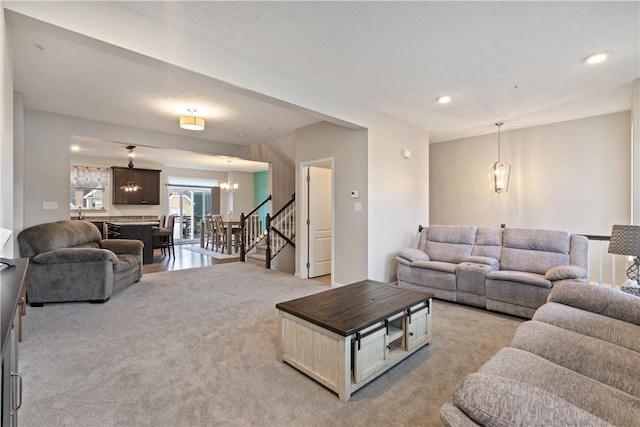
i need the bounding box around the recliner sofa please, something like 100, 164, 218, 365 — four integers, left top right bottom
18, 220, 143, 305
397, 225, 589, 318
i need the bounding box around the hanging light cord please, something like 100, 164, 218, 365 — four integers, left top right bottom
496, 122, 504, 161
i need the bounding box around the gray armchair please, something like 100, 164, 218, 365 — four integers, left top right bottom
17, 220, 143, 305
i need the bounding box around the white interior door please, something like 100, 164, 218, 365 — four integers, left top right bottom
308, 166, 332, 278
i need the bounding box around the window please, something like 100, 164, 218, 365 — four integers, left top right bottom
70, 165, 109, 210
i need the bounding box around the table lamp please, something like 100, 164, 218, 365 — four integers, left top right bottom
607, 224, 640, 282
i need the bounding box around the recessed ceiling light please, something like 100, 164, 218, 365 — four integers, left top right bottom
437, 95, 453, 104
70, 145, 80, 152
583, 52, 608, 65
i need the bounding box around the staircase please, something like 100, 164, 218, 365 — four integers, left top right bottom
240, 194, 295, 270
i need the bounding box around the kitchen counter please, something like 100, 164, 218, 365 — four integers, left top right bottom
105, 222, 156, 264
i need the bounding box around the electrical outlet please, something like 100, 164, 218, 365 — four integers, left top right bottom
43, 201, 58, 209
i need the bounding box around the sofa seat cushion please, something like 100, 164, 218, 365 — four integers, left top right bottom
533, 302, 640, 354
453, 373, 612, 427
114, 254, 140, 273
509, 320, 640, 399
478, 347, 640, 426
411, 260, 457, 274
486, 270, 551, 288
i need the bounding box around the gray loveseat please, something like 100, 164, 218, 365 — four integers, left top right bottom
440, 282, 640, 426
397, 225, 589, 318
18, 220, 143, 305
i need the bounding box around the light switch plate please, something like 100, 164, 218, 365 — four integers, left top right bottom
43, 201, 58, 209
354, 202, 362, 211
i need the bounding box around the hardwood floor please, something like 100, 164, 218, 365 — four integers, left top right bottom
142, 243, 238, 274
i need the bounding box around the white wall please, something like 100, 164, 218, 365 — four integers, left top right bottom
0, 9, 16, 256
5, 2, 431, 282
430, 111, 631, 234
295, 122, 368, 286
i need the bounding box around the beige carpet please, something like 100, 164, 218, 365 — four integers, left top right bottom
18, 263, 523, 426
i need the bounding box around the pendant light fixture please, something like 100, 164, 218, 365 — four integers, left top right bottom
220, 160, 239, 192
488, 122, 511, 193
179, 108, 205, 131
120, 145, 142, 192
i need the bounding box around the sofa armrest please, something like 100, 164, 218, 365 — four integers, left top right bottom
398, 248, 430, 263
548, 282, 640, 326
32, 248, 118, 265
461, 256, 498, 267
453, 373, 612, 427
544, 265, 587, 281
99, 239, 144, 256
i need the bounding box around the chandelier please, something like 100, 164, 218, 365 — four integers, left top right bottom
488, 122, 511, 193
220, 160, 238, 192
121, 182, 142, 192
120, 146, 142, 192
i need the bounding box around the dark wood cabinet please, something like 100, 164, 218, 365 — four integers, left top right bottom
112, 167, 161, 205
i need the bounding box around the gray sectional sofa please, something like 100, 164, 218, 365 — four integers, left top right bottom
397, 225, 589, 318
18, 220, 143, 305
440, 281, 640, 426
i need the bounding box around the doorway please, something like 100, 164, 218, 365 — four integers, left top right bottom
167, 186, 212, 243
300, 158, 334, 282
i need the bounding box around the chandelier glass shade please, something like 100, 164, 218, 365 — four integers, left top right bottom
180, 108, 205, 131
488, 122, 511, 193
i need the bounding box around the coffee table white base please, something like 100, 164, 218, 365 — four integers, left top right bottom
278, 299, 431, 402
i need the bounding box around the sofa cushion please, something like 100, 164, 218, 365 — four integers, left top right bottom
453, 373, 612, 427
486, 270, 551, 288
424, 225, 477, 264
478, 347, 640, 426
397, 248, 430, 263
544, 265, 587, 281
534, 302, 640, 354
17, 220, 102, 257
411, 260, 457, 274
114, 254, 140, 273
471, 227, 503, 259
510, 321, 640, 399
547, 282, 640, 326
32, 248, 118, 265
500, 228, 570, 274
461, 256, 498, 266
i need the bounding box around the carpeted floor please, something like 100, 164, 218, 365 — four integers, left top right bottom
19, 263, 523, 427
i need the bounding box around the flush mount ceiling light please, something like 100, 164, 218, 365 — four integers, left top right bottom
583, 52, 608, 65
437, 95, 453, 104
180, 108, 205, 131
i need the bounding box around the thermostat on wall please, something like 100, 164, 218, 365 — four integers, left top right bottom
350, 190, 359, 199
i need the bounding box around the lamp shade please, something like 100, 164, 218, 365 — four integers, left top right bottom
180, 116, 205, 131
607, 225, 640, 256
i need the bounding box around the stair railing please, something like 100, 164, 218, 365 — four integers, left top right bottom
239, 195, 271, 262
266, 194, 296, 269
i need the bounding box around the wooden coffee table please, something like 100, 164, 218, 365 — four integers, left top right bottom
276, 281, 433, 402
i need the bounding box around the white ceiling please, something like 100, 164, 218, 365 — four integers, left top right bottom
7, 1, 640, 168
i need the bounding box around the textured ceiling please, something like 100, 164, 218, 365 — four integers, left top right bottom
7, 1, 640, 169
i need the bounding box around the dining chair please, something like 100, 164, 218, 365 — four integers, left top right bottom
204, 215, 215, 250
213, 215, 227, 253
152, 214, 176, 257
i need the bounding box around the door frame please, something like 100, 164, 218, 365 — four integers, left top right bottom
299, 157, 335, 284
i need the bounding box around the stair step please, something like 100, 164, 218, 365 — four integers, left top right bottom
246, 252, 266, 267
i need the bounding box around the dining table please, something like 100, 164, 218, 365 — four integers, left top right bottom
200, 218, 241, 255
